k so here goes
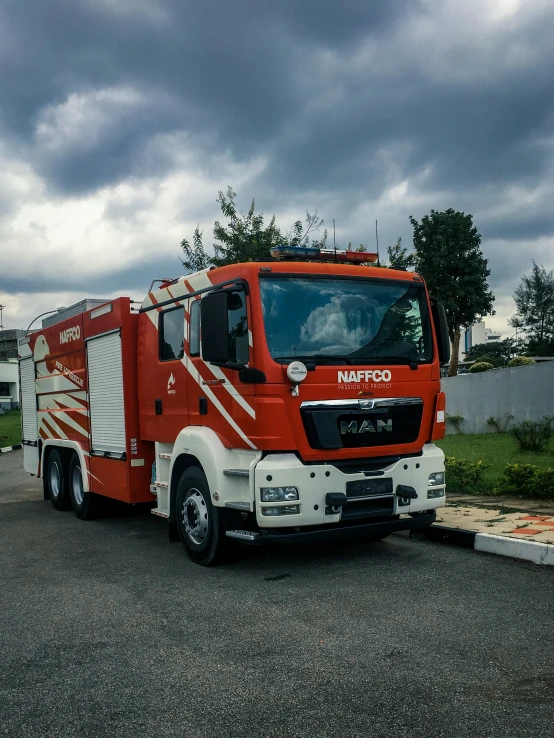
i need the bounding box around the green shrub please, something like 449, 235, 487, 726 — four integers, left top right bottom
469, 361, 494, 373
486, 414, 514, 433
445, 456, 491, 495
509, 416, 553, 452
508, 356, 536, 367
495, 463, 554, 499
446, 414, 464, 434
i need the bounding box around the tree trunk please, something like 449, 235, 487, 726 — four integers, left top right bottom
448, 326, 461, 377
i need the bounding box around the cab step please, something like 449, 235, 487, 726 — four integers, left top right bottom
223, 469, 250, 478
226, 530, 262, 543
225, 501, 251, 511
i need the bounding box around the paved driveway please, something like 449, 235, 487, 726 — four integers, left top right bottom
1, 451, 553, 737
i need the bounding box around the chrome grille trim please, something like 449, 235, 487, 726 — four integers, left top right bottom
300, 397, 423, 411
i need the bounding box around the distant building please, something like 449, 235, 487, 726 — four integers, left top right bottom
0, 329, 26, 361
458, 321, 502, 363
0, 330, 25, 410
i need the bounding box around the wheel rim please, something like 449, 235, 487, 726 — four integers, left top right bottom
180, 488, 209, 545
50, 461, 61, 499
72, 465, 84, 506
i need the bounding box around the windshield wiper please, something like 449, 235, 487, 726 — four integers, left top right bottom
273, 354, 352, 365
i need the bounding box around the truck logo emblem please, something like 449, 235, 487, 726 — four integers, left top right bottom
340, 419, 393, 434
338, 370, 392, 383
167, 373, 176, 394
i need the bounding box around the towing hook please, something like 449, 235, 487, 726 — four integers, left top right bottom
395, 485, 418, 500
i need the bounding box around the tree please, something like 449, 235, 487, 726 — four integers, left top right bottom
180, 225, 211, 273
211, 187, 286, 267
463, 339, 514, 367
509, 261, 554, 350
289, 211, 327, 248
180, 188, 329, 270
409, 209, 495, 377
386, 237, 415, 270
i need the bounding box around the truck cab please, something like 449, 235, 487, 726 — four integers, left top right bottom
137, 255, 450, 564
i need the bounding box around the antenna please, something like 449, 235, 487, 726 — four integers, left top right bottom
375, 220, 380, 267
0, 305, 5, 330
333, 219, 336, 262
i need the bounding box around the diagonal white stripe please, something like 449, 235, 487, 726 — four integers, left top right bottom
182, 355, 257, 450
202, 362, 256, 419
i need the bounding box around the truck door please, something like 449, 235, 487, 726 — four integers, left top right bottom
189, 288, 257, 449
155, 304, 189, 442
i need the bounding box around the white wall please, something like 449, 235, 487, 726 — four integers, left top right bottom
0, 360, 20, 409
442, 361, 554, 434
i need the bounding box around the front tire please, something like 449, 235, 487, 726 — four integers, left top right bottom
176, 467, 228, 566
46, 449, 69, 511
69, 454, 99, 520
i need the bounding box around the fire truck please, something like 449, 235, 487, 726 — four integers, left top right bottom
18, 246, 450, 565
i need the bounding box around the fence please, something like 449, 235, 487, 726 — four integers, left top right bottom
442, 361, 554, 434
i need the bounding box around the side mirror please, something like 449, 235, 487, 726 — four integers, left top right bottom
201, 291, 229, 363
431, 300, 450, 366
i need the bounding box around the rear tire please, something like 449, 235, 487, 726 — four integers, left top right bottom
69, 453, 99, 520
46, 449, 70, 511
176, 467, 229, 566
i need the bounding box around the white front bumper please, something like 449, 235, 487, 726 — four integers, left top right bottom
254, 443, 445, 528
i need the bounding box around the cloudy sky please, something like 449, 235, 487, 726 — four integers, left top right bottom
1, 0, 553, 336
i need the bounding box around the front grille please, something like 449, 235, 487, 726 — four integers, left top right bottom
341, 496, 395, 520
301, 400, 423, 450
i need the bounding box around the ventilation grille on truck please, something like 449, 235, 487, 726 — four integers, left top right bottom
41, 299, 110, 328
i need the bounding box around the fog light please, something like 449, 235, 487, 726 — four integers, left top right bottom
261, 506, 282, 516
427, 488, 445, 499
261, 486, 298, 502
261, 504, 300, 516
428, 472, 445, 486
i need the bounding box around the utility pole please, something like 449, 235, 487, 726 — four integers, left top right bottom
0, 305, 5, 331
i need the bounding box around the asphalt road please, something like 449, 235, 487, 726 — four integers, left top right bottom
1, 451, 553, 738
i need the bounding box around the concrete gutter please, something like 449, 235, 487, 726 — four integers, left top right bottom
0, 443, 22, 455
415, 502, 554, 565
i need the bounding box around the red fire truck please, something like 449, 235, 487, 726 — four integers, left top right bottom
19, 247, 450, 565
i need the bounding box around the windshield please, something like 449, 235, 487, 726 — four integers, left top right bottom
259, 276, 433, 364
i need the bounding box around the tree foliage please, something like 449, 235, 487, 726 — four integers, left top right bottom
386, 237, 415, 270
469, 361, 494, 373
463, 339, 514, 367
180, 225, 210, 273
409, 209, 495, 377
509, 261, 554, 347
180, 187, 327, 271
211, 187, 285, 267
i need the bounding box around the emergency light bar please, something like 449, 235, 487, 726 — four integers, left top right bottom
269, 245, 378, 264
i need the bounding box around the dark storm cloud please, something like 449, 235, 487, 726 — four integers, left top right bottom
0, 253, 185, 298
1, 0, 552, 242
1, 0, 554, 336
0, 0, 416, 193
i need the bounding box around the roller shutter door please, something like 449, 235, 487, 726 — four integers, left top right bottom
87, 331, 126, 455
20, 357, 38, 443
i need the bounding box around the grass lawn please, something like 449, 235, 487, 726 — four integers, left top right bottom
436, 432, 554, 486
0, 409, 22, 448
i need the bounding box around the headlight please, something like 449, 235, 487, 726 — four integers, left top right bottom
427, 488, 445, 499
261, 505, 300, 516
428, 472, 445, 486
260, 486, 298, 502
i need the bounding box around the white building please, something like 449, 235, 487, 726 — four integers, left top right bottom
0, 359, 19, 410
458, 321, 502, 363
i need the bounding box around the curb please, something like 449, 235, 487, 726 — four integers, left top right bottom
0, 444, 22, 455
418, 525, 554, 565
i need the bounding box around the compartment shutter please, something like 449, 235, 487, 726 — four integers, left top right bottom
20, 357, 38, 443
87, 331, 126, 455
